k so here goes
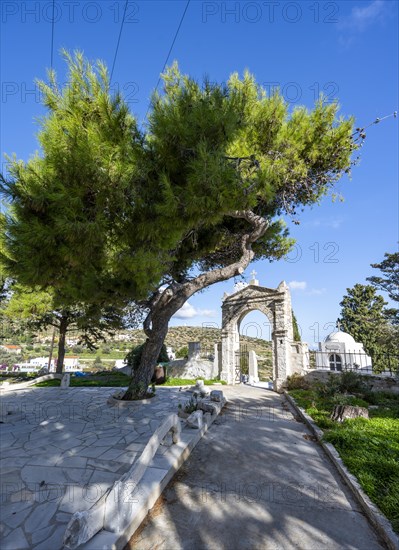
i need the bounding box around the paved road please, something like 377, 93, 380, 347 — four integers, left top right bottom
127, 385, 385, 550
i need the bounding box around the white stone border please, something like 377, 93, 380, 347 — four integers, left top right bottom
0, 373, 69, 391
63, 413, 181, 548
63, 393, 227, 550
284, 391, 399, 550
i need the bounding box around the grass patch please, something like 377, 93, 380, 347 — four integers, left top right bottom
325, 417, 399, 532
35, 371, 130, 387
34, 373, 226, 388
289, 388, 399, 533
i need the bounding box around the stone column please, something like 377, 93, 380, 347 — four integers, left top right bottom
188, 342, 201, 360
248, 350, 259, 384
272, 282, 295, 390
221, 323, 236, 385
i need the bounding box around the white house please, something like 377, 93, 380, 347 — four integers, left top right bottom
30, 357, 54, 368
315, 330, 372, 372
167, 347, 176, 361
49, 356, 80, 372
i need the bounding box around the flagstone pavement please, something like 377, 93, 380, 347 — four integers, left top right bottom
0, 386, 192, 550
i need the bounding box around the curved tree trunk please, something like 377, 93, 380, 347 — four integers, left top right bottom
122, 210, 269, 400
123, 318, 169, 400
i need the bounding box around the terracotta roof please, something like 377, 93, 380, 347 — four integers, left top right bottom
3, 345, 21, 349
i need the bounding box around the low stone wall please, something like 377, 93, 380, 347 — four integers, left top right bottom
65, 390, 227, 550
303, 370, 399, 393
166, 358, 218, 380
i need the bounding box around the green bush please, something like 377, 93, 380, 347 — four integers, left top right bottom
176, 346, 189, 359
125, 343, 169, 371
72, 345, 84, 354
286, 373, 310, 390
332, 394, 369, 408
338, 371, 369, 393
314, 376, 341, 397
314, 372, 369, 398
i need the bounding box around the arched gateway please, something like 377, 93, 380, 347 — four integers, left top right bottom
220, 277, 305, 390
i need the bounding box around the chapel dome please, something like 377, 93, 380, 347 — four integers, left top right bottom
324, 330, 357, 346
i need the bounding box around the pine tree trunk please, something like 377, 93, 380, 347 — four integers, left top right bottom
122, 210, 269, 400
123, 320, 169, 400
56, 316, 68, 374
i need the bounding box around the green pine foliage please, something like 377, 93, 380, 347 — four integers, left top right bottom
125, 343, 169, 371
339, 283, 398, 371
367, 251, 399, 304
292, 310, 301, 342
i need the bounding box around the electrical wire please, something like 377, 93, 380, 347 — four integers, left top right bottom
50, 0, 55, 69
110, 0, 129, 82
142, 0, 191, 126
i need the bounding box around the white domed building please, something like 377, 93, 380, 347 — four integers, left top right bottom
315, 330, 372, 372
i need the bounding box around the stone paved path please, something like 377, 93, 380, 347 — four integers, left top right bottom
127, 385, 386, 550
0, 385, 196, 549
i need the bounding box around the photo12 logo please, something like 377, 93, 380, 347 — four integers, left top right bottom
2, 81, 140, 104
263, 81, 339, 104
202, 2, 339, 24
284, 242, 340, 264
1, 2, 140, 24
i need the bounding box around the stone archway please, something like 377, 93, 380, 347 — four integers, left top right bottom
220, 280, 295, 390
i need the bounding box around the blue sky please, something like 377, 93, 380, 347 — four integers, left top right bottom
1, 0, 398, 346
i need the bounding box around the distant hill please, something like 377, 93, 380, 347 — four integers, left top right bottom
129, 325, 270, 353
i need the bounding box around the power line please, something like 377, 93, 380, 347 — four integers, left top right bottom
110, 0, 129, 82
142, 0, 191, 126
50, 0, 55, 69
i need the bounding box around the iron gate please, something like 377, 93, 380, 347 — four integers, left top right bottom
235, 345, 249, 382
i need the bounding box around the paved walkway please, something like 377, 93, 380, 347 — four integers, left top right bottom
127, 385, 385, 550
0, 385, 196, 549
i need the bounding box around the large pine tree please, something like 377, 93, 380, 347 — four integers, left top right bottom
1, 55, 360, 394
121, 65, 358, 398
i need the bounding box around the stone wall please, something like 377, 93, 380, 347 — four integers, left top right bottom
166, 358, 219, 380
303, 370, 399, 394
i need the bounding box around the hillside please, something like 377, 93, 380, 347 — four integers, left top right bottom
129, 326, 271, 355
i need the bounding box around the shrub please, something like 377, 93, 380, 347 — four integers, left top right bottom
314, 376, 341, 398
338, 371, 369, 393
176, 346, 189, 359
125, 343, 169, 371
332, 394, 369, 408
286, 373, 310, 390
313, 372, 368, 398
72, 345, 84, 354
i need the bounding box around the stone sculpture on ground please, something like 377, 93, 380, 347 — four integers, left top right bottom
331, 405, 369, 422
